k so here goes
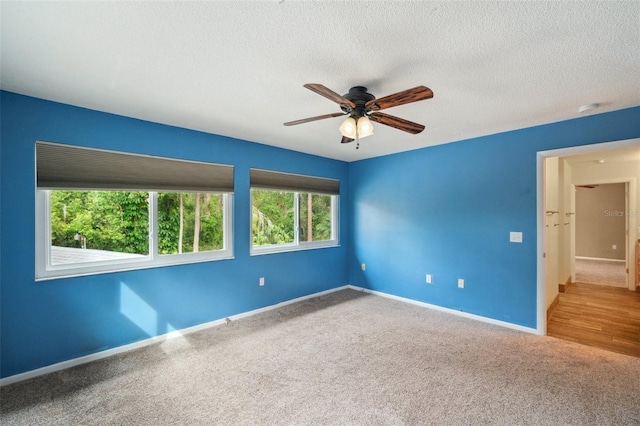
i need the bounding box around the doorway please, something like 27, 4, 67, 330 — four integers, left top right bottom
536, 138, 640, 337
538, 139, 640, 356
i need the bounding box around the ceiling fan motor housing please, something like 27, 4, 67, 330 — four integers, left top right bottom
341, 86, 375, 118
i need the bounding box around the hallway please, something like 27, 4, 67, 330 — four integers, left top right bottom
574, 257, 627, 287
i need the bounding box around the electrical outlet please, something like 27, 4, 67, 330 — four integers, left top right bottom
361, 263, 366, 271
458, 279, 464, 288
612, 245, 617, 250
426, 274, 432, 284
259, 277, 265, 286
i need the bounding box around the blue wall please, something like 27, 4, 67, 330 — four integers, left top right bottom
348, 106, 640, 328
2, 90, 639, 379
0, 91, 350, 378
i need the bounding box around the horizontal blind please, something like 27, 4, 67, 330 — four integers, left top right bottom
250, 168, 339, 195
36, 142, 234, 192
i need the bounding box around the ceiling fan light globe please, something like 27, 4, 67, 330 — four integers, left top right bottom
339, 117, 357, 138
357, 116, 374, 138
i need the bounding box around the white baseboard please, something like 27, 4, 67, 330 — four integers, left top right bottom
347, 285, 539, 335
0, 285, 350, 387
575, 256, 625, 263
1, 284, 539, 386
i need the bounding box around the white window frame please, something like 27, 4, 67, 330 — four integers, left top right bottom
35, 190, 233, 280
250, 189, 339, 256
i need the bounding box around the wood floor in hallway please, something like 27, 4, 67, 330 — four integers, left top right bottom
548, 282, 640, 358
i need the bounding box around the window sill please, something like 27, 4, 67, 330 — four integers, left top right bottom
36, 252, 235, 281
250, 241, 339, 256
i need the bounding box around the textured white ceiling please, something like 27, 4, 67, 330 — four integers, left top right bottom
1, 1, 639, 162
562, 143, 640, 165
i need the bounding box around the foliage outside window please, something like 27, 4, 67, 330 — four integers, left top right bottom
299, 193, 333, 243
251, 189, 337, 254
157, 192, 225, 254
37, 190, 232, 279
50, 191, 150, 261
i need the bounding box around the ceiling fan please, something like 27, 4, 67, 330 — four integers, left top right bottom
284, 84, 434, 148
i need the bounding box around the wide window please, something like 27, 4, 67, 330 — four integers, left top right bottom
36, 142, 233, 280
250, 169, 339, 254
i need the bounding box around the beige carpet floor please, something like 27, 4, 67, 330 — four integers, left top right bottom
2, 289, 639, 425
575, 257, 627, 287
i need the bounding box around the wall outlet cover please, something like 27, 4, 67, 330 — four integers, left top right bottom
509, 232, 523, 243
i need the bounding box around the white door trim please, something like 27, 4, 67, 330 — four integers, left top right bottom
536, 137, 640, 335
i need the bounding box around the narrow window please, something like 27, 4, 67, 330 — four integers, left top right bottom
250, 169, 339, 255
299, 192, 334, 243
157, 192, 225, 255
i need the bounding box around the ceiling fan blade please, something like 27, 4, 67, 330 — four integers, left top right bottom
304, 84, 356, 109
365, 86, 433, 111
341, 136, 355, 144
369, 112, 425, 134
283, 112, 346, 126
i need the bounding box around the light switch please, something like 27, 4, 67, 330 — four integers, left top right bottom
509, 232, 523, 243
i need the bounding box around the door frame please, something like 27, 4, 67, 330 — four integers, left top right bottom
536, 138, 640, 335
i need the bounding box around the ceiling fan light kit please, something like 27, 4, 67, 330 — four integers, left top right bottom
284, 84, 433, 149
339, 116, 374, 139
339, 117, 357, 138
356, 116, 374, 138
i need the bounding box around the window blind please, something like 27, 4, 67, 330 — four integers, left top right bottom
36, 142, 234, 192
250, 168, 339, 195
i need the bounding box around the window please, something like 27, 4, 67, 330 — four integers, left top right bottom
48, 190, 150, 266
157, 192, 226, 255
299, 192, 334, 242
250, 169, 339, 254
36, 142, 233, 280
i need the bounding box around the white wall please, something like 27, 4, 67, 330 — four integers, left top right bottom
545, 157, 560, 308
545, 157, 574, 307
559, 159, 573, 285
